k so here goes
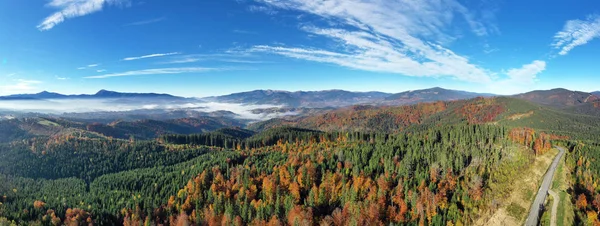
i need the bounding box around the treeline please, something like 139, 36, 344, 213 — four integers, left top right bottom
161, 126, 401, 151
162, 127, 324, 150
562, 140, 600, 225
508, 127, 564, 155
0, 136, 212, 182
0, 150, 242, 225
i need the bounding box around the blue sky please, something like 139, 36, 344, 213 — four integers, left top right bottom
0, 0, 599, 97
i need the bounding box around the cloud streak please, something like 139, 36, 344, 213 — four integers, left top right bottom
85, 67, 221, 79
160, 53, 266, 64
252, 0, 497, 83
78, 63, 100, 70
123, 52, 181, 61
38, 0, 129, 31
123, 17, 166, 26
553, 15, 600, 56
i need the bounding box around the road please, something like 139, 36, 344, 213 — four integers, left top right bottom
525, 146, 565, 226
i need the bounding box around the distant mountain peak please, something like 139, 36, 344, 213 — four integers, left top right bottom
514, 88, 599, 107
95, 89, 117, 95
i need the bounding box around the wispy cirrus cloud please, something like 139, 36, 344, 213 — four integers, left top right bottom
251, 0, 499, 83
77, 63, 101, 70
248, 5, 278, 15
55, 76, 69, 80
552, 15, 600, 56
85, 67, 222, 79
123, 52, 181, 61
160, 53, 267, 64
38, 0, 130, 31
233, 29, 258, 35
161, 55, 203, 64
123, 17, 166, 26
96, 69, 107, 73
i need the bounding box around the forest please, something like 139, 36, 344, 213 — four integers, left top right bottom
1, 96, 599, 225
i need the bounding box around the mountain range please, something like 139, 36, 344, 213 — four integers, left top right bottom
0, 90, 183, 100
200, 87, 497, 107
200, 89, 391, 107
1, 87, 598, 111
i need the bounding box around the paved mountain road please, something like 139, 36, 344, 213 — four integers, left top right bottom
525, 147, 565, 226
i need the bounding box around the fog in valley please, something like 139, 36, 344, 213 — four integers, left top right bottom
0, 98, 296, 121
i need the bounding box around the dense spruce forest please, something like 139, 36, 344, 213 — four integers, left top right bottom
1, 96, 599, 225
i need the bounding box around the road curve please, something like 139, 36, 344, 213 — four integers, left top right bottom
525, 146, 565, 226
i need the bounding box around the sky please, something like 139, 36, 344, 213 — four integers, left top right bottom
0, 0, 599, 97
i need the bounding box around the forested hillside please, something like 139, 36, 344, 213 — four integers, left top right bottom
1, 96, 599, 225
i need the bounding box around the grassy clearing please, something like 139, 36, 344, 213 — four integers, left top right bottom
38, 119, 60, 127
507, 202, 526, 219
550, 154, 574, 226
477, 148, 558, 226
541, 195, 553, 226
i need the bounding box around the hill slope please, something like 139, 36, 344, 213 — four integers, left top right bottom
249, 96, 600, 138
513, 88, 599, 107
383, 87, 493, 105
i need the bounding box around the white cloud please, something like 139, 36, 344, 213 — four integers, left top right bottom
123, 17, 166, 26
252, 0, 497, 83
96, 69, 107, 72
38, 0, 129, 31
485, 60, 547, 95
78, 63, 100, 69
0, 79, 43, 95
85, 67, 221, 79
505, 60, 546, 83
55, 76, 69, 80
552, 15, 600, 55
248, 5, 277, 15
123, 52, 180, 61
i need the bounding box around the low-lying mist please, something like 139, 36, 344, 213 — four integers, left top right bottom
0, 98, 297, 121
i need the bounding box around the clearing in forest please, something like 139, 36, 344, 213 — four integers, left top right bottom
477, 148, 558, 226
